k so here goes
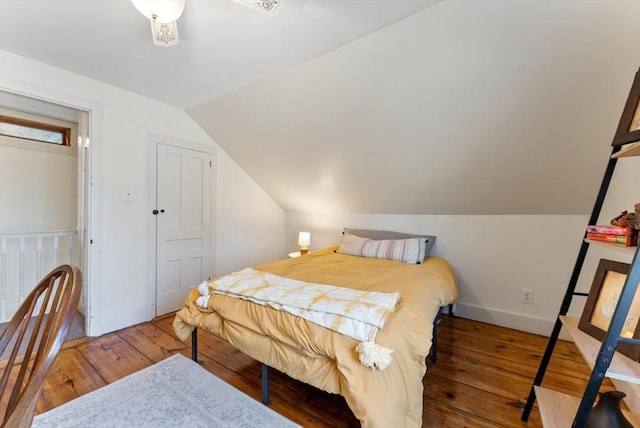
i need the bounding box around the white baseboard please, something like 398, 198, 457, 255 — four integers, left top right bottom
454, 303, 567, 339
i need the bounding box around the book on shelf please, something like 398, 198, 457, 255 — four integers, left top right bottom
586, 233, 627, 244
586, 225, 628, 235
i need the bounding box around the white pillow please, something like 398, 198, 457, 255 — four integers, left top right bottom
342, 228, 436, 262
337, 232, 425, 264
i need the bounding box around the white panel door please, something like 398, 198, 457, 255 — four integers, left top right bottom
155, 143, 211, 315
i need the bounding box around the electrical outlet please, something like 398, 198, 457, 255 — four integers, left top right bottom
521, 288, 533, 304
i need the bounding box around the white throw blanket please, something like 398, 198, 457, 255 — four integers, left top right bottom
196, 267, 399, 369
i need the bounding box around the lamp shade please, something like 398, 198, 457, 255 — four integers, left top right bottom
298, 232, 311, 247
131, 0, 185, 23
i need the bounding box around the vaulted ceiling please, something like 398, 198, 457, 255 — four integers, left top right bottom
189, 1, 640, 215
2, 0, 640, 215
0, 0, 439, 109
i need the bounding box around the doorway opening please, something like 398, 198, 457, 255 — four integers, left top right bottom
0, 90, 92, 337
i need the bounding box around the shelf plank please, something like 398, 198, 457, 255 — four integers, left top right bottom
535, 386, 640, 427
612, 142, 640, 158
561, 316, 640, 384
585, 239, 638, 255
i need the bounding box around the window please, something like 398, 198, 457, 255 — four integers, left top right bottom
0, 115, 70, 146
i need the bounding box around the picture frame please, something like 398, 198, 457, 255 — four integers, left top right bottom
578, 259, 639, 361
612, 67, 640, 147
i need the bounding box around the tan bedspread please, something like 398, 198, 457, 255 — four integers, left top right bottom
173, 246, 458, 427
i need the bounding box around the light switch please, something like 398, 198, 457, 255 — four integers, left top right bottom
122, 185, 135, 201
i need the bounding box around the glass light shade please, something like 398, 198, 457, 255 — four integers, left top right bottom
131, 0, 185, 23
298, 232, 311, 247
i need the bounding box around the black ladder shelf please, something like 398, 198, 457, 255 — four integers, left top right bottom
521, 67, 640, 427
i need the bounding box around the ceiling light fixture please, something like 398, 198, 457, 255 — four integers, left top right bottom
234, 0, 280, 14
131, 0, 185, 47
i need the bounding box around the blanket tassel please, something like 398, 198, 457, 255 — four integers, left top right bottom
356, 341, 394, 370
196, 281, 210, 308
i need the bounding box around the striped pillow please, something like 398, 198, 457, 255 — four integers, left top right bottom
337, 232, 425, 264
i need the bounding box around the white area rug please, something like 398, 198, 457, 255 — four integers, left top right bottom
33, 354, 300, 428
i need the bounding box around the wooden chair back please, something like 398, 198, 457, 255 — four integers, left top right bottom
0, 265, 82, 428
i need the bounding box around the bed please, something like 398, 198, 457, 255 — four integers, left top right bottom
173, 229, 458, 427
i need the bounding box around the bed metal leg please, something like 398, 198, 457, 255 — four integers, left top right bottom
262, 363, 270, 405
191, 328, 198, 361
190, 327, 270, 405
431, 326, 438, 364
430, 305, 454, 363
430, 307, 443, 364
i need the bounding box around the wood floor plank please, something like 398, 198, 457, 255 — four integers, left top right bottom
423, 397, 516, 428
10, 313, 620, 427
38, 347, 107, 410
116, 322, 189, 362
76, 332, 152, 383
429, 345, 547, 401
438, 315, 583, 362
431, 340, 610, 400
424, 372, 543, 427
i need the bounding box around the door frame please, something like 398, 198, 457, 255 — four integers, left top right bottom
0, 77, 104, 337
146, 133, 216, 319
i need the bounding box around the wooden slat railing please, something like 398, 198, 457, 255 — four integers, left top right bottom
0, 230, 78, 322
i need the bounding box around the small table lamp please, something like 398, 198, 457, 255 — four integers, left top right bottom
298, 232, 310, 255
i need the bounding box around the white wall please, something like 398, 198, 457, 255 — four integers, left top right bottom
0, 111, 77, 233
287, 152, 639, 338
190, 0, 640, 218
0, 50, 285, 336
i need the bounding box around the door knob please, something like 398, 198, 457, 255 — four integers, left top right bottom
152, 209, 159, 215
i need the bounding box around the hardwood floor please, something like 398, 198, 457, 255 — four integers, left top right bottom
27, 314, 614, 427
